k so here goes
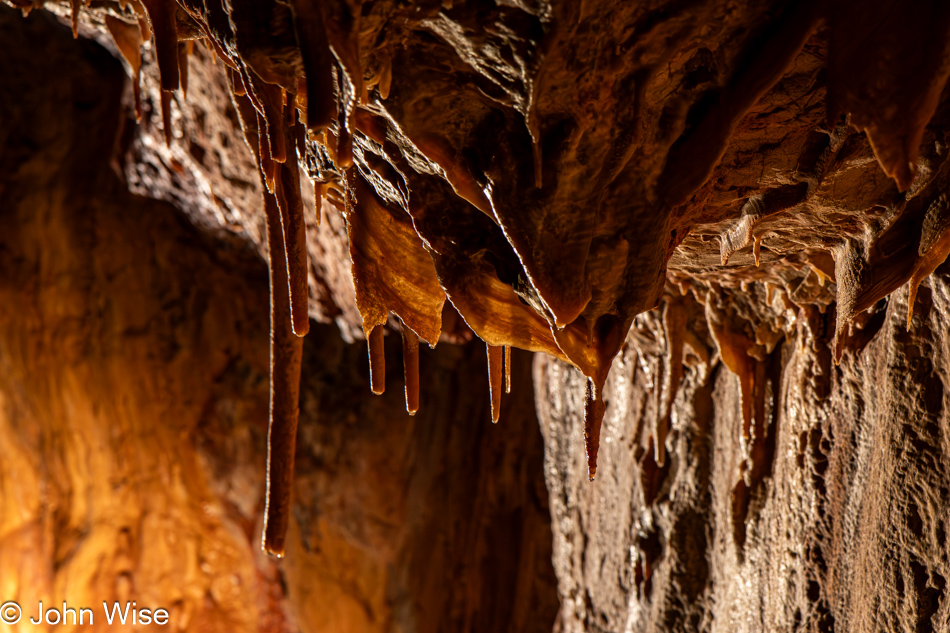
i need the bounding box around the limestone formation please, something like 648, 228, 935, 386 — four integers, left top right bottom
3, 0, 950, 631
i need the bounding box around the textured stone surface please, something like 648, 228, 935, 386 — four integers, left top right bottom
0, 8, 557, 632
536, 282, 950, 633
7, 0, 950, 630
49, 0, 950, 487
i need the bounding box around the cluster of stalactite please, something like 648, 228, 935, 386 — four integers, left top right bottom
12, 0, 950, 559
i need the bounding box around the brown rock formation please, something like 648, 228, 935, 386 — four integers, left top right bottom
537, 289, 950, 632
5, 0, 950, 631
0, 8, 556, 632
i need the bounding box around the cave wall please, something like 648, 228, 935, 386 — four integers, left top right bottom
0, 8, 557, 632
537, 285, 950, 633
7, 0, 950, 631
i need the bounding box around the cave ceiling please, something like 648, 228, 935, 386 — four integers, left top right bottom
7, 0, 950, 558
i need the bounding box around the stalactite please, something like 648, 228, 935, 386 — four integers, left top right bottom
160, 90, 173, 147
706, 301, 756, 447
226, 67, 305, 557
504, 345, 511, 394
229, 66, 245, 96
177, 42, 190, 100
809, 263, 831, 287
584, 378, 606, 481
68, 0, 82, 37
260, 182, 305, 558
274, 101, 310, 338
656, 300, 686, 467
430, 258, 567, 364
402, 326, 420, 416
748, 358, 769, 476
550, 316, 630, 479
377, 54, 392, 100
290, 0, 335, 131
256, 113, 278, 193
487, 343, 503, 423
369, 323, 386, 395
141, 0, 180, 92
246, 71, 287, 164
237, 65, 265, 126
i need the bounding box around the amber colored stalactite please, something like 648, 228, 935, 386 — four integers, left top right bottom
215, 57, 308, 558
434, 258, 568, 361
238, 66, 264, 116
256, 112, 278, 193
69, 0, 79, 37
583, 379, 606, 481
368, 323, 386, 395
274, 102, 310, 337
504, 345, 512, 394
159, 89, 172, 147
246, 70, 288, 164
261, 185, 305, 558
487, 344, 503, 423
291, 0, 335, 131
401, 325, 420, 415
140, 0, 179, 92
228, 66, 245, 96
